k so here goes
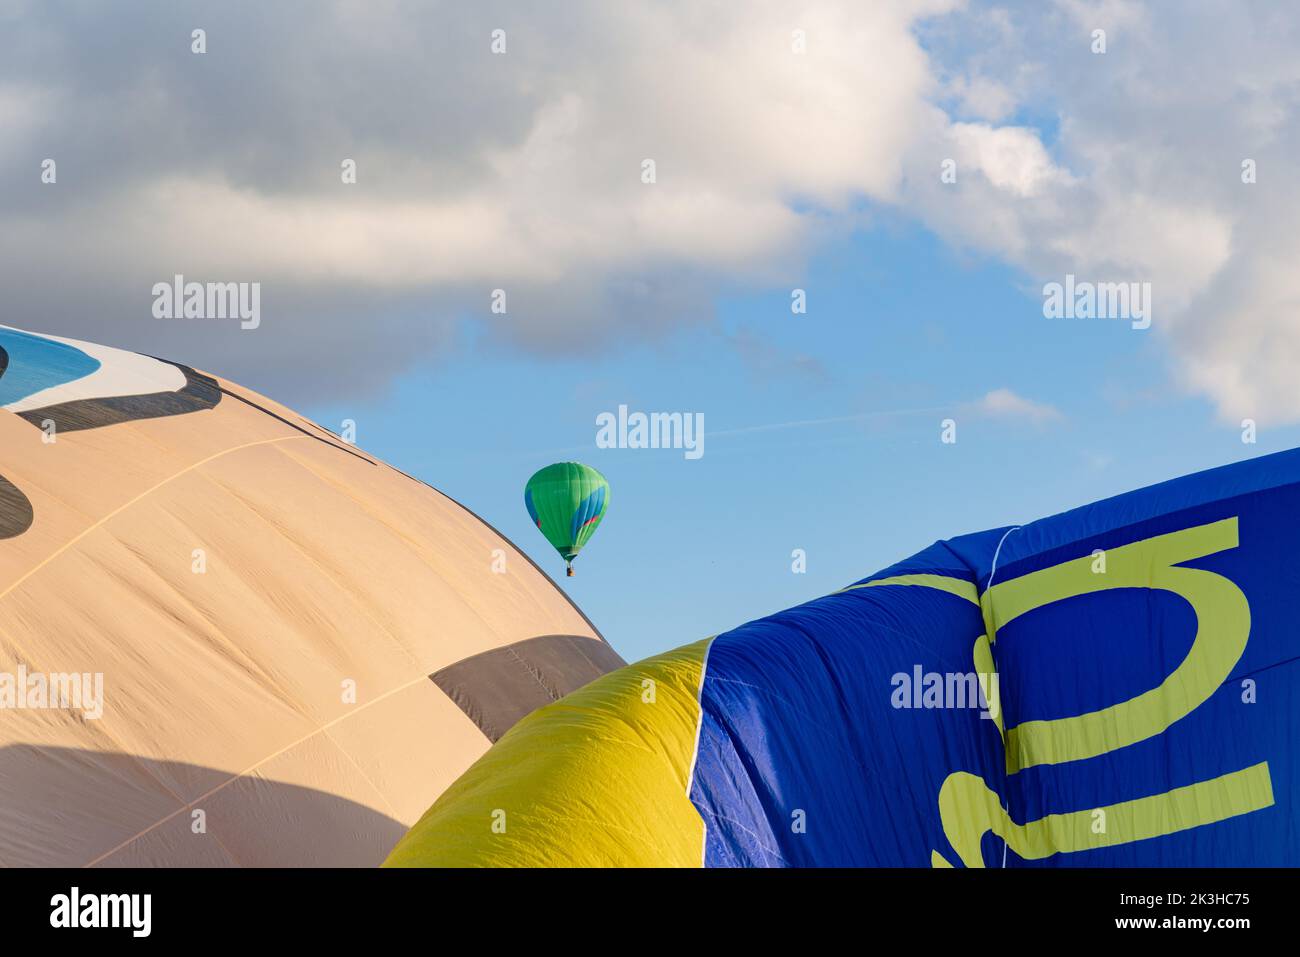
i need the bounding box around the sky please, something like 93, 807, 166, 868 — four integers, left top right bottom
5, 1, 1300, 661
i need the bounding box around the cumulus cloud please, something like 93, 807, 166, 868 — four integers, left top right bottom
944, 75, 1018, 122
969, 388, 1063, 426
1, 0, 1298, 421
914, 0, 1300, 423
0, 0, 959, 398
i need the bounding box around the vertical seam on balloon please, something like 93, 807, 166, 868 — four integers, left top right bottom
686, 635, 716, 868
321, 724, 405, 824
983, 525, 1020, 869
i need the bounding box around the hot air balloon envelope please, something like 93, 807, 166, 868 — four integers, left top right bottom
524, 462, 609, 574
0, 324, 624, 866
390, 446, 1300, 867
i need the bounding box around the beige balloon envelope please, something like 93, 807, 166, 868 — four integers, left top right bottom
0, 325, 621, 867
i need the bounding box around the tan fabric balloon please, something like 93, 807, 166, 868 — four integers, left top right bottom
0, 325, 620, 866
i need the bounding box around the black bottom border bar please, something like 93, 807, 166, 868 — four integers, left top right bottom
2, 867, 1290, 943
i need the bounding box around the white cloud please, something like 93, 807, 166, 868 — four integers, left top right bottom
1, 0, 1299, 422
969, 388, 1063, 425
1054, 0, 1148, 31
0, 0, 961, 395
908, 0, 1300, 423
946, 75, 1018, 122
947, 122, 1074, 197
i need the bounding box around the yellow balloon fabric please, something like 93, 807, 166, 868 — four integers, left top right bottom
385, 639, 711, 867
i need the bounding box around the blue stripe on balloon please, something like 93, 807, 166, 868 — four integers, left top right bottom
0, 327, 100, 408
569, 485, 605, 542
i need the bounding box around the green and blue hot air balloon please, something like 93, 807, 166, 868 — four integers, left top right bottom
524, 462, 609, 577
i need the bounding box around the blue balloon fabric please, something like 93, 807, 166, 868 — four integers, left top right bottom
689, 450, 1297, 866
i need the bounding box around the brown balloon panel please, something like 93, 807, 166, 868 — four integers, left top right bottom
0, 475, 33, 540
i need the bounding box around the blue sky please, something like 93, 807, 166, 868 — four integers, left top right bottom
306, 216, 1300, 663
7, 2, 1300, 663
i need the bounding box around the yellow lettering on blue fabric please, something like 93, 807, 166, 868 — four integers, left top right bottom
908, 517, 1275, 867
